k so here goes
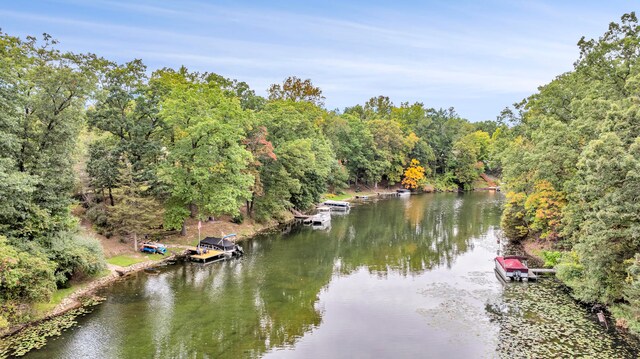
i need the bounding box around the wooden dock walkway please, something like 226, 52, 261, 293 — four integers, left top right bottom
189, 248, 225, 263
526, 268, 556, 281
530, 268, 556, 274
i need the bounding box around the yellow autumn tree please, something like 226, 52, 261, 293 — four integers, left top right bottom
524, 180, 566, 241
402, 159, 426, 190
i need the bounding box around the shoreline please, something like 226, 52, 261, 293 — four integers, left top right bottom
0, 253, 183, 339
1, 190, 373, 340
0, 217, 291, 340
1, 187, 493, 340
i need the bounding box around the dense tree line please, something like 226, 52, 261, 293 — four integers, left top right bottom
499, 13, 640, 333
0, 34, 104, 327
0, 30, 497, 327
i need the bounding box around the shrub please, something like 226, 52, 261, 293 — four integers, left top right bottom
231, 213, 244, 224
42, 233, 106, 287
541, 250, 562, 268
0, 236, 56, 302
85, 203, 109, 228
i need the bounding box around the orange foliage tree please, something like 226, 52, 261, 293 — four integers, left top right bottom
402, 159, 426, 190
524, 180, 566, 241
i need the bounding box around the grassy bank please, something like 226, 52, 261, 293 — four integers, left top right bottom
106, 253, 167, 267
33, 269, 111, 315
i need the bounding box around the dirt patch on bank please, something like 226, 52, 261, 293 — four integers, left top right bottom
162, 215, 287, 247
79, 219, 132, 257
523, 240, 554, 258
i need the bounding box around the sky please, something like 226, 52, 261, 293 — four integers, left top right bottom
0, 0, 636, 121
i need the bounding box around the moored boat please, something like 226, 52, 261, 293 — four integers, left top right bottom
311, 213, 331, 230
317, 206, 332, 213
323, 200, 351, 211
495, 255, 529, 281
396, 189, 411, 196
197, 234, 244, 258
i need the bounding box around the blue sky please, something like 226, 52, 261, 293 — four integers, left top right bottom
0, 0, 635, 121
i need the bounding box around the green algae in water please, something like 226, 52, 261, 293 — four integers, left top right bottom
0, 305, 99, 358
487, 279, 640, 359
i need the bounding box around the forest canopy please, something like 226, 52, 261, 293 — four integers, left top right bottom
0, 29, 497, 327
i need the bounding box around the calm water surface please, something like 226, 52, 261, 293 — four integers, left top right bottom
19, 192, 640, 358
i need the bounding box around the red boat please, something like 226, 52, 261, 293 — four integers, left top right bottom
495, 255, 529, 281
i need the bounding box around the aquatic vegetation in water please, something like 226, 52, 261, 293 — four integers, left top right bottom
487, 280, 640, 358
0, 299, 103, 358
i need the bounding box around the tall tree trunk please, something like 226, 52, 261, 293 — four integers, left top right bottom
247, 192, 256, 218
181, 220, 187, 236
133, 233, 138, 251
189, 203, 197, 218
108, 187, 114, 206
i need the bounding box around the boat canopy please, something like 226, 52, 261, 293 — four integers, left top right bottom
200, 236, 236, 251
496, 256, 528, 271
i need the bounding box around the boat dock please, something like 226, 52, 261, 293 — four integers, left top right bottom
377, 192, 400, 198
188, 247, 226, 263
530, 268, 556, 274
496, 267, 556, 282
523, 268, 556, 281
528, 268, 556, 280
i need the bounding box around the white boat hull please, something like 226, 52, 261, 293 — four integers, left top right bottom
495, 259, 528, 281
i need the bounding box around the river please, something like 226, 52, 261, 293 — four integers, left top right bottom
14, 192, 640, 358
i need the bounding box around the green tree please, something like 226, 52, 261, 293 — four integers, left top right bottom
368, 119, 410, 186
86, 136, 121, 206
244, 126, 277, 218
2, 33, 97, 241
558, 134, 640, 303
87, 59, 164, 186
0, 236, 56, 327
391, 102, 431, 132
424, 107, 473, 175
449, 138, 482, 189
268, 76, 325, 106
363, 95, 393, 120
323, 114, 377, 187
0, 32, 106, 305
447, 131, 490, 189
158, 70, 253, 234
108, 161, 163, 250
0, 236, 55, 301
251, 99, 340, 216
